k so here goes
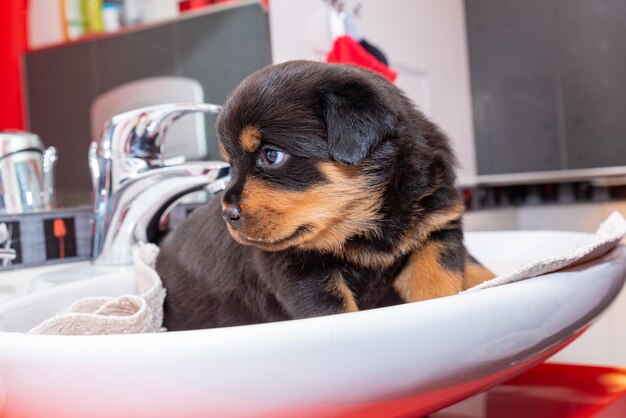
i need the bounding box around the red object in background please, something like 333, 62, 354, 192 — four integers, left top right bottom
434, 363, 626, 418
327, 35, 398, 83
490, 363, 626, 418
188, 0, 212, 9
53, 218, 67, 259
0, 0, 29, 130
180, 0, 242, 12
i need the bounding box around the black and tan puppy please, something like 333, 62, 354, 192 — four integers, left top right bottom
156, 60, 492, 331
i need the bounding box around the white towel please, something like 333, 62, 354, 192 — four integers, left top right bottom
463, 211, 626, 293
28, 213, 626, 335
28, 243, 165, 335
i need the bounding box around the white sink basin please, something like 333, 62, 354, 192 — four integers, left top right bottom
0, 261, 128, 304
0, 262, 90, 304
0, 231, 625, 418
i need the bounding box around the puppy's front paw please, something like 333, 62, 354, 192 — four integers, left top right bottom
326, 271, 359, 313
393, 240, 464, 302
280, 271, 359, 319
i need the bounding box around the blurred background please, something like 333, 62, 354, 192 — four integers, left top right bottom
1, 0, 625, 232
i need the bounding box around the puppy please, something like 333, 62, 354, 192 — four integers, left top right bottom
156, 60, 493, 331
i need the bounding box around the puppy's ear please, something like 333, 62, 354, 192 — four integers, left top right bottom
321, 82, 397, 165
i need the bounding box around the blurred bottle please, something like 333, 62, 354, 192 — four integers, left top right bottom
61, 0, 86, 40
103, 2, 123, 32
83, 0, 105, 33
123, 0, 141, 25
140, 0, 179, 23
122, 0, 179, 25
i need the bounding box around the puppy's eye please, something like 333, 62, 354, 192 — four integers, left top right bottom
259, 147, 287, 167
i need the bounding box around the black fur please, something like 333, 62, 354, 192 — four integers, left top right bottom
157, 61, 466, 330
321, 81, 397, 165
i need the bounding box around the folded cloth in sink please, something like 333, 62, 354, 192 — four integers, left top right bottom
463, 211, 626, 293
27, 213, 626, 335
28, 244, 165, 335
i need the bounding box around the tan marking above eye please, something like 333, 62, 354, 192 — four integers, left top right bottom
240, 125, 262, 153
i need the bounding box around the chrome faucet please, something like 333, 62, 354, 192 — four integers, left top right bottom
89, 103, 230, 265
0, 131, 58, 213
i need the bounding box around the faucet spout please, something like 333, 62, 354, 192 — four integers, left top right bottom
93, 162, 229, 265
90, 103, 227, 265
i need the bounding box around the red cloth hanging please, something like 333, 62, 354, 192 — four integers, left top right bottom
326, 35, 398, 83
0, 0, 29, 130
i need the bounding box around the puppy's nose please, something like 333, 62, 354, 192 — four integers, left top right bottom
222, 205, 242, 230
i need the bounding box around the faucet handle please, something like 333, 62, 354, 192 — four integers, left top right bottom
97, 103, 223, 165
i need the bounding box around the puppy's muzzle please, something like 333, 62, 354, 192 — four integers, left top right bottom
222, 205, 242, 230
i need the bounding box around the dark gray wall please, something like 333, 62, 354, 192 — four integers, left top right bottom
24, 3, 271, 206
466, 0, 626, 175
555, 0, 626, 169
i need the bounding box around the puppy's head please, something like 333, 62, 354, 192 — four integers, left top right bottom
216, 61, 401, 252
